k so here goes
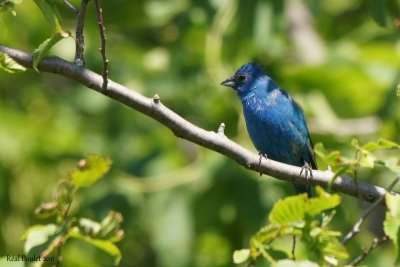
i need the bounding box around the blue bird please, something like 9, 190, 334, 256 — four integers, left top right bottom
221, 62, 316, 196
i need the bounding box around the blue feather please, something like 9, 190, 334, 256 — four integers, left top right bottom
221, 63, 316, 196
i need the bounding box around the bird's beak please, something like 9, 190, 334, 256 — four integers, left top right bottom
220, 77, 236, 89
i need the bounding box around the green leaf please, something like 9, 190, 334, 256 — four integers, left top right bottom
34, 201, 58, 218
269, 187, 340, 224
0, 52, 26, 73
77, 218, 101, 237
386, 193, 400, 217
358, 150, 376, 168
269, 194, 307, 224
98, 211, 124, 240
367, 0, 388, 27
377, 158, 400, 174
384, 193, 400, 263
328, 164, 351, 190
20, 224, 58, 252
305, 187, 341, 216
69, 154, 112, 188
69, 230, 122, 265
0, 256, 24, 267
0, 1, 14, 14
266, 247, 289, 261
20, 223, 68, 263
32, 31, 69, 71
273, 259, 320, 267
314, 143, 343, 169
362, 138, 400, 151
33, 0, 63, 32
233, 249, 250, 264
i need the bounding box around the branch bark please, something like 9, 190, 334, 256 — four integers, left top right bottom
0, 44, 398, 204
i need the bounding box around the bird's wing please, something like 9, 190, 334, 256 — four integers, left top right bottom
288, 97, 318, 170
306, 133, 318, 169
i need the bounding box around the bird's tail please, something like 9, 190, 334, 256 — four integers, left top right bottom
293, 184, 312, 198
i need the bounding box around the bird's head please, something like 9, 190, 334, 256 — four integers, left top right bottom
220, 62, 266, 97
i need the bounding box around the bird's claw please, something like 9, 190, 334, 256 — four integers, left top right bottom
258, 152, 267, 177
300, 162, 313, 181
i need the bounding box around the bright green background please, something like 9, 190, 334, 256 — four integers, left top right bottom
1, 0, 399, 266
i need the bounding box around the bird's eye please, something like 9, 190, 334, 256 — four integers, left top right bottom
237, 75, 247, 83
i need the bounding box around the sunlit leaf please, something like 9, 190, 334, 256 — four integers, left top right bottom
233, 249, 250, 264
20, 223, 67, 263
0, 52, 26, 73
305, 187, 341, 216
314, 143, 343, 169
383, 194, 400, 263
98, 211, 124, 240
273, 259, 320, 267
0, 256, 24, 267
34, 201, 58, 218
328, 164, 352, 190
32, 31, 69, 71
362, 138, 400, 151
269, 194, 307, 224
322, 238, 348, 260
77, 218, 101, 237
69, 154, 112, 188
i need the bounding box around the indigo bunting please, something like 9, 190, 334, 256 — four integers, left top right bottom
221, 62, 316, 196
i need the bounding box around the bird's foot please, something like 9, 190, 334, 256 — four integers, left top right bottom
300, 162, 313, 181
258, 152, 267, 177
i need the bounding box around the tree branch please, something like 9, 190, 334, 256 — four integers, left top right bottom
94, 0, 109, 90
342, 176, 399, 244
348, 235, 389, 266
0, 44, 398, 204
74, 0, 89, 65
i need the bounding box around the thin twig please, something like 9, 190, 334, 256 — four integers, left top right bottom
291, 236, 296, 260
0, 45, 399, 204
342, 176, 399, 244
74, 0, 89, 66
348, 236, 388, 266
94, 0, 109, 90
63, 0, 79, 14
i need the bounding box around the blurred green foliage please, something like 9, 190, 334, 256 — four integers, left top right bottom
1, 0, 400, 266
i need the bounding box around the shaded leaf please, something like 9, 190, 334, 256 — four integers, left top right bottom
69, 154, 112, 188
367, 0, 388, 27
377, 158, 400, 174
69, 230, 122, 265
33, 0, 62, 32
